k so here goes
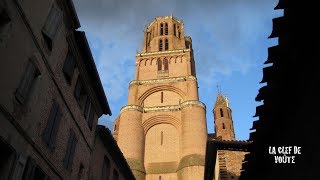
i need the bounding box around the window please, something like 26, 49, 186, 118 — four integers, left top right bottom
161, 92, 163, 103
64, 129, 77, 171
101, 156, 111, 180
22, 157, 47, 180
163, 58, 168, 71
165, 39, 168, 50
157, 59, 162, 71
74, 76, 87, 110
42, 5, 62, 50
159, 39, 163, 51
222, 123, 225, 129
112, 170, 119, 180
161, 131, 163, 145
165, 23, 168, 35
173, 24, 176, 36
160, 23, 163, 35
77, 164, 84, 180
0, 1, 11, 34
42, 101, 61, 149
147, 32, 151, 46
63, 51, 76, 84
15, 59, 40, 105
220, 108, 224, 117
84, 97, 96, 130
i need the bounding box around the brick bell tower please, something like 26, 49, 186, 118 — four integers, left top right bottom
213, 92, 236, 140
113, 16, 208, 180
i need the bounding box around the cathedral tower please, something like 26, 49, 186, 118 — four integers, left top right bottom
213, 93, 236, 140
113, 16, 208, 180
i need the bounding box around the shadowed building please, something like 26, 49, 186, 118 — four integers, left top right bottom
0, 0, 134, 179
113, 16, 208, 180
240, 0, 320, 179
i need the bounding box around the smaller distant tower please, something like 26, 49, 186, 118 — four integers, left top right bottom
213, 92, 235, 140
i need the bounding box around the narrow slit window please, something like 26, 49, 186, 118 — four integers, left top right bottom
160, 23, 163, 35
165, 39, 168, 50
220, 108, 224, 117
161, 131, 163, 145
159, 39, 163, 51
222, 123, 225, 129
159, 176, 162, 180
165, 23, 168, 35
173, 24, 176, 36
161, 92, 163, 103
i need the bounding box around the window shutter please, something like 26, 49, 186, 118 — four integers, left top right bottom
64, 129, 77, 170
157, 59, 162, 71
15, 61, 38, 104
83, 97, 90, 119
63, 51, 75, 83
74, 77, 83, 100
22, 157, 36, 180
11, 154, 27, 180
48, 107, 61, 149
164, 59, 168, 70
87, 107, 95, 130
43, 101, 59, 146
68, 135, 77, 170
42, 6, 62, 40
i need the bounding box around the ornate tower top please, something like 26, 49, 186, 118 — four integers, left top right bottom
214, 93, 229, 108
141, 16, 192, 53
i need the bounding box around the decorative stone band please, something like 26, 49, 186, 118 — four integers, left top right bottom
136, 49, 190, 57
177, 154, 205, 171
126, 158, 146, 174
120, 105, 143, 113
120, 100, 206, 113
129, 76, 197, 86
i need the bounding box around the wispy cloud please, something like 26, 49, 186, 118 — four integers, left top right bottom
74, 0, 282, 137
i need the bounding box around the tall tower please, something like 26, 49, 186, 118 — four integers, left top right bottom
113, 16, 208, 180
213, 93, 236, 140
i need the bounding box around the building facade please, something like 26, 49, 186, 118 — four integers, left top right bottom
0, 0, 136, 179
113, 16, 208, 180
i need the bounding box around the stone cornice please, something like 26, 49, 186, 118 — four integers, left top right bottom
129, 76, 197, 86
120, 100, 206, 113
136, 49, 190, 57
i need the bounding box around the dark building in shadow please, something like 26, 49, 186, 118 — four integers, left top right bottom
0, 0, 134, 179
240, 0, 320, 179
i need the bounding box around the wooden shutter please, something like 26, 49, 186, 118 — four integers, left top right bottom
64, 129, 77, 170
74, 77, 83, 100
11, 154, 27, 180
15, 61, 38, 104
43, 101, 61, 149
165, 39, 168, 50
87, 106, 95, 130
63, 51, 75, 83
22, 157, 36, 180
42, 5, 62, 40
83, 97, 90, 119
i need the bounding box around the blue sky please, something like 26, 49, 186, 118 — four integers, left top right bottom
73, 0, 283, 140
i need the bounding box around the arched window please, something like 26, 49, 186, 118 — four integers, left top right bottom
165, 39, 168, 50
173, 24, 176, 36
159, 39, 163, 51
163, 58, 168, 71
157, 59, 162, 71
165, 23, 168, 35
222, 123, 225, 129
220, 108, 224, 117
160, 23, 163, 35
